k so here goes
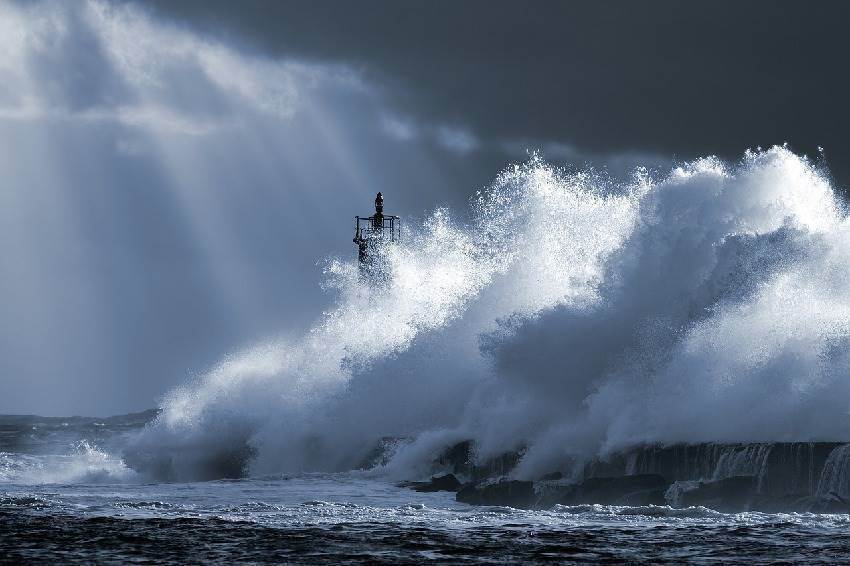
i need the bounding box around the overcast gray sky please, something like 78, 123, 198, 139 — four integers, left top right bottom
1, 0, 847, 415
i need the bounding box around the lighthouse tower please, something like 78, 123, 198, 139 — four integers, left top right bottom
353, 192, 400, 269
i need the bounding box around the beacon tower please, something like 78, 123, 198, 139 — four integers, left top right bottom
353, 192, 400, 270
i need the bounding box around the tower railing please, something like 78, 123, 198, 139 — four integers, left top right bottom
354, 192, 400, 269
354, 215, 401, 242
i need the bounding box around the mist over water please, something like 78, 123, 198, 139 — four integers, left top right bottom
124, 147, 850, 482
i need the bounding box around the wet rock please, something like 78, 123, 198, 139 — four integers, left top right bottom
559, 474, 669, 506
426, 473, 462, 492
618, 442, 842, 497
456, 480, 536, 508
753, 493, 850, 513
457, 475, 670, 509
436, 440, 850, 512
400, 474, 462, 493
435, 441, 473, 477
433, 441, 526, 482
799, 494, 850, 513
617, 488, 667, 506
358, 437, 410, 470
678, 476, 757, 512
471, 450, 526, 482
539, 471, 564, 481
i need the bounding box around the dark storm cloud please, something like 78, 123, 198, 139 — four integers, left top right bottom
139, 0, 850, 186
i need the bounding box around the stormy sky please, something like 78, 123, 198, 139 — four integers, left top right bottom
1, 0, 848, 415
146, 0, 850, 180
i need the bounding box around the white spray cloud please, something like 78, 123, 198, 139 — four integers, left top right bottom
126, 146, 850, 482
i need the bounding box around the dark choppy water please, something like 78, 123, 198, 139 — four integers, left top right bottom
6, 510, 850, 564
5, 491, 850, 564
3, 414, 850, 563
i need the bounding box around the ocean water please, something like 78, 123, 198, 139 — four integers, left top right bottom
3, 417, 850, 563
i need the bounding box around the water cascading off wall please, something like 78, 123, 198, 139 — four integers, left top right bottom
124, 146, 850, 483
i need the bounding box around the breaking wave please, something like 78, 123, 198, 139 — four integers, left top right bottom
1, 441, 135, 484
125, 146, 850, 481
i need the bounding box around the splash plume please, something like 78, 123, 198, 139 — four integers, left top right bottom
126, 147, 850, 481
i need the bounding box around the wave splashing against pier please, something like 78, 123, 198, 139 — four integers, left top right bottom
127, 146, 850, 481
